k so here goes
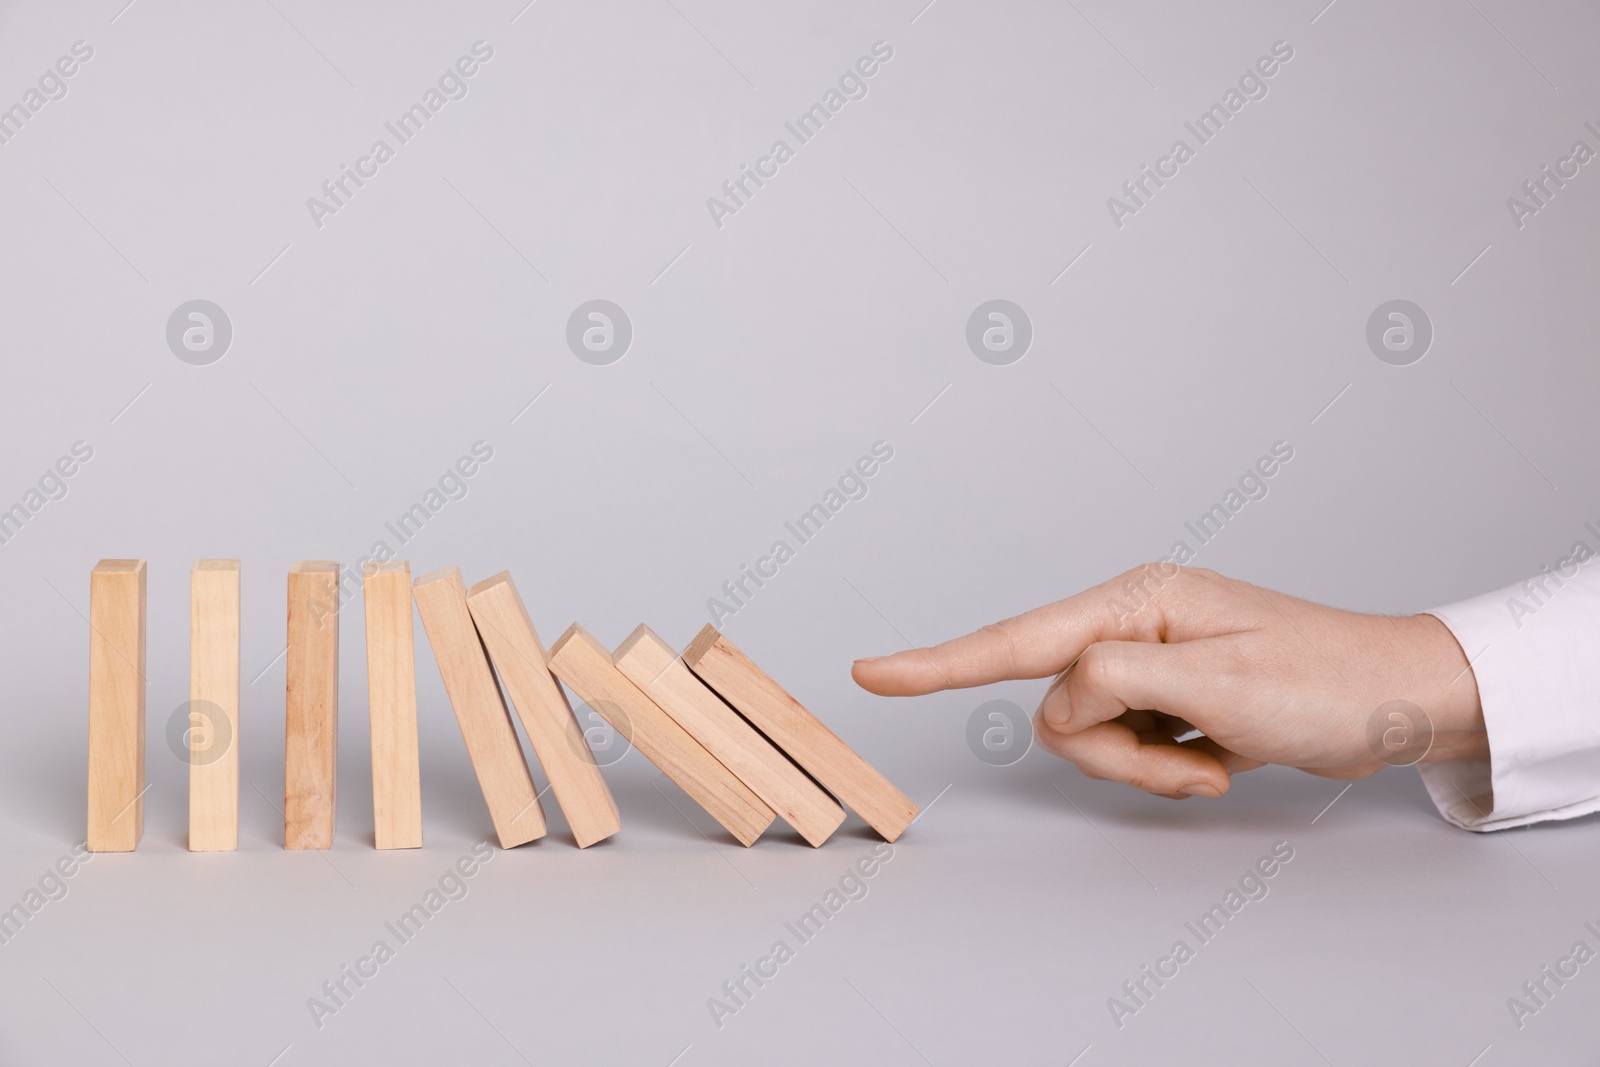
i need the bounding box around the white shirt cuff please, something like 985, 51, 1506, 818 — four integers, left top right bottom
1418, 565, 1600, 831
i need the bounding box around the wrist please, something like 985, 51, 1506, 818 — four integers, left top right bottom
1409, 613, 1489, 763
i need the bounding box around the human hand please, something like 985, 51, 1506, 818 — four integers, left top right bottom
852, 565, 1488, 799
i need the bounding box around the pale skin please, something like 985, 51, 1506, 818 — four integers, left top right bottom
852, 565, 1490, 799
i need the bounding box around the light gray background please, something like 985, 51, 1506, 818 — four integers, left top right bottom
1, 0, 1596, 1063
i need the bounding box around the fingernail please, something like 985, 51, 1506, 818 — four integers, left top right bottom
853, 657, 882, 667
1180, 782, 1221, 798
1043, 708, 1071, 729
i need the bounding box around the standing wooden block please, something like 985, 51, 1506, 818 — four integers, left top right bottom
548, 624, 774, 847
286, 561, 339, 850
616, 625, 845, 847
412, 566, 545, 848
364, 561, 422, 850
466, 573, 620, 848
87, 559, 146, 852
189, 560, 240, 852
683, 626, 919, 842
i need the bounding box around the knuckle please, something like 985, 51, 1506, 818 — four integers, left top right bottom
975, 619, 1024, 674
1167, 567, 1210, 599
1140, 559, 1182, 583
1123, 770, 1162, 794
1202, 648, 1255, 698
1074, 643, 1119, 694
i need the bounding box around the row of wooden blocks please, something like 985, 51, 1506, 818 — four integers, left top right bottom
85, 560, 917, 852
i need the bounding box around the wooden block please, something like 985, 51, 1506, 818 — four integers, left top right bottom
364, 561, 422, 850
87, 559, 146, 852
683, 626, 918, 842
547, 624, 774, 847
412, 566, 545, 848
615, 625, 845, 847
466, 573, 620, 848
286, 561, 339, 849
189, 560, 240, 852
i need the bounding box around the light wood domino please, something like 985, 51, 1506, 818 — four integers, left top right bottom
615, 625, 844, 847
413, 566, 545, 848
683, 626, 918, 842
548, 624, 773, 847
467, 573, 621, 848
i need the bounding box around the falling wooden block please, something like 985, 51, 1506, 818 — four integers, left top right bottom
615, 625, 845, 847
413, 566, 545, 848
548, 624, 774, 847
683, 626, 918, 842
189, 560, 240, 852
466, 573, 620, 848
364, 561, 422, 850
286, 561, 339, 849
87, 559, 146, 852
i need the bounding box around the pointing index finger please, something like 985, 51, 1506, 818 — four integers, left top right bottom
852, 570, 1170, 696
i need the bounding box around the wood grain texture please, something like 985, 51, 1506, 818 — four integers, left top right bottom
413, 566, 545, 848
87, 559, 146, 852
615, 625, 844, 847
286, 561, 339, 849
364, 561, 422, 850
189, 560, 239, 852
683, 625, 918, 842
467, 573, 620, 848
548, 623, 773, 847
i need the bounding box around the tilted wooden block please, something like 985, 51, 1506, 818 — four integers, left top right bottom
364, 561, 422, 850
286, 561, 339, 849
683, 626, 918, 842
87, 559, 146, 852
466, 573, 620, 848
189, 560, 240, 852
548, 624, 774, 847
413, 566, 545, 848
615, 625, 845, 847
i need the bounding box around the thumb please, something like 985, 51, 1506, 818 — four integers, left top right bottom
1038, 639, 1212, 730
1035, 640, 1264, 798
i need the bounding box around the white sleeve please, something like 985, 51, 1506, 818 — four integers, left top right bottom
1417, 563, 1600, 831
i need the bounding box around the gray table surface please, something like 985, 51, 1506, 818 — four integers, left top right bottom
2, 0, 1598, 1062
